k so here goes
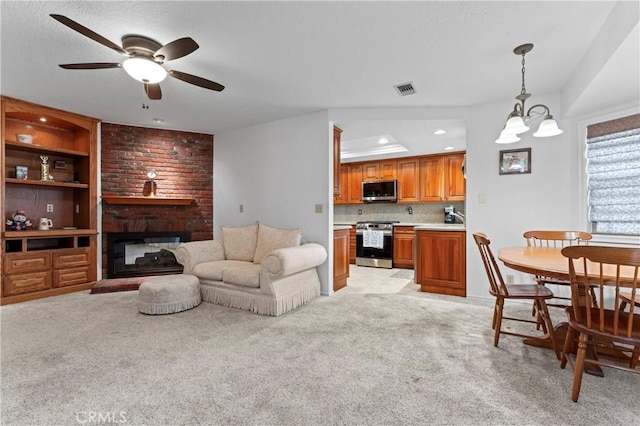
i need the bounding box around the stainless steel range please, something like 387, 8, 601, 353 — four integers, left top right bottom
355, 221, 399, 269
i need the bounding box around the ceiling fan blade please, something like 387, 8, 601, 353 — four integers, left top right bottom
154, 37, 199, 62
59, 62, 122, 70
168, 70, 225, 92
50, 14, 129, 56
144, 83, 162, 100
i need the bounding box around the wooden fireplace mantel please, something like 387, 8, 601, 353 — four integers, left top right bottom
101, 195, 195, 206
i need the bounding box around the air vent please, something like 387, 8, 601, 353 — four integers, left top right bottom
394, 82, 416, 96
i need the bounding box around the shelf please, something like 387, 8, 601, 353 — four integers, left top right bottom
3, 228, 98, 238
5, 178, 89, 189
101, 195, 195, 206
5, 140, 89, 157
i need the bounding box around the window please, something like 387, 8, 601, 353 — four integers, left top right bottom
585, 114, 640, 236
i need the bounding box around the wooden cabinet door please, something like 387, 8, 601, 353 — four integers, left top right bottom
419, 156, 444, 202
333, 229, 350, 291
333, 126, 342, 195
347, 164, 363, 204
362, 162, 380, 181
415, 231, 466, 297
393, 226, 415, 269
349, 226, 357, 264
379, 160, 397, 180
334, 165, 348, 204
444, 153, 465, 201
396, 158, 420, 203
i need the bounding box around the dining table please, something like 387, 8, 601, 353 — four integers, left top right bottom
498, 245, 637, 376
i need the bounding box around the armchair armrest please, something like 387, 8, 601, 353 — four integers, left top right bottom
175, 240, 225, 274
261, 243, 327, 278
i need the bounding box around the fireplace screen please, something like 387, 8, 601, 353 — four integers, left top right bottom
107, 232, 191, 278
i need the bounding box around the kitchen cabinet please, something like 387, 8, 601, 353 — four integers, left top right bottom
333, 126, 342, 196
419, 152, 466, 202
346, 163, 364, 204
444, 153, 465, 201
415, 230, 466, 297
1, 96, 99, 305
333, 227, 350, 291
396, 158, 420, 203
349, 225, 356, 264
362, 159, 397, 181
393, 226, 415, 269
334, 165, 348, 204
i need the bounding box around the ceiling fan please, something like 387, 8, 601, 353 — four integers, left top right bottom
50, 14, 225, 100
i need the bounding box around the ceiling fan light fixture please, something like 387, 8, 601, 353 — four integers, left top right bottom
123, 57, 167, 84
533, 116, 564, 137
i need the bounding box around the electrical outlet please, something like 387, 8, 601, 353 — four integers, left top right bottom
239, 204, 244, 213
46, 204, 54, 212
315, 204, 323, 213
75, 204, 80, 214
506, 274, 514, 284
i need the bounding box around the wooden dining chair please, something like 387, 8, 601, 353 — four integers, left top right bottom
559, 245, 640, 402
524, 231, 593, 309
473, 233, 560, 359
619, 291, 640, 312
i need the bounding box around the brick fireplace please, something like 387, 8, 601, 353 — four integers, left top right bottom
101, 123, 213, 278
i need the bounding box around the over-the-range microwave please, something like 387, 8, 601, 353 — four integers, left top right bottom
361, 180, 397, 202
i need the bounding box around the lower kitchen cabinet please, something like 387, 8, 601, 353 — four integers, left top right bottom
393, 226, 415, 269
333, 228, 350, 291
415, 230, 466, 297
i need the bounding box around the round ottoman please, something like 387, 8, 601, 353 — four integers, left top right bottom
137, 274, 201, 315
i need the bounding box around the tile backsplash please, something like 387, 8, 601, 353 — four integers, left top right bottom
334, 202, 465, 224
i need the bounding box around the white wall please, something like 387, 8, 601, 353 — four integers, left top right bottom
213, 111, 332, 293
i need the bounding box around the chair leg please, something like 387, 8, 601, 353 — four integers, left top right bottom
631, 346, 640, 369
494, 298, 504, 347
537, 300, 559, 360
571, 332, 588, 403
560, 326, 575, 369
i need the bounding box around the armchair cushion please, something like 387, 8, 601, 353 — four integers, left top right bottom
221, 222, 258, 261
253, 222, 303, 264
223, 264, 261, 288
192, 260, 251, 281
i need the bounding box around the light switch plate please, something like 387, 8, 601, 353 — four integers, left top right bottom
315, 204, 323, 213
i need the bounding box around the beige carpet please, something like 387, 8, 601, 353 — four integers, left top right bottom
1, 273, 637, 425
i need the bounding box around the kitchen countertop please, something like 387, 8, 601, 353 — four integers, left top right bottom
333, 222, 465, 231
333, 225, 352, 231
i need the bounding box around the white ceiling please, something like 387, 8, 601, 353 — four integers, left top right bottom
1, 1, 635, 159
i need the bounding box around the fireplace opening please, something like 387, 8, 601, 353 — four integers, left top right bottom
107, 232, 191, 279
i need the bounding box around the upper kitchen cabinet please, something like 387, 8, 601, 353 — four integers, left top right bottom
444, 153, 465, 201
333, 126, 342, 196
334, 164, 348, 204
346, 163, 364, 204
419, 152, 465, 202
396, 158, 420, 203
362, 159, 397, 181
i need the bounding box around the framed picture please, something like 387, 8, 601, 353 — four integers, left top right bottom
15, 166, 28, 180
499, 148, 531, 175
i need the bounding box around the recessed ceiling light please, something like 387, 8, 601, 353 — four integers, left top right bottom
39, 117, 47, 122
378, 137, 389, 145
434, 129, 446, 135
444, 146, 455, 151
153, 118, 164, 123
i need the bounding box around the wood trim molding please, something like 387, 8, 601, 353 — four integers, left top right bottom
101, 195, 195, 206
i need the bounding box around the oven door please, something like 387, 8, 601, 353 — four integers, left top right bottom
355, 232, 394, 268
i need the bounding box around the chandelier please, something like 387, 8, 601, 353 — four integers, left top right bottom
495, 43, 563, 144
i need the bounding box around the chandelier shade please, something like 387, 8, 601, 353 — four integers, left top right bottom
496, 43, 563, 144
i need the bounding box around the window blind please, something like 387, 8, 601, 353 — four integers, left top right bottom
585, 122, 640, 235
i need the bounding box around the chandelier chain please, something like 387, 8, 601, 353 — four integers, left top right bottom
520, 54, 527, 96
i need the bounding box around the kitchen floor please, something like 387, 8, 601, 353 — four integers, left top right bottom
335, 265, 419, 295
